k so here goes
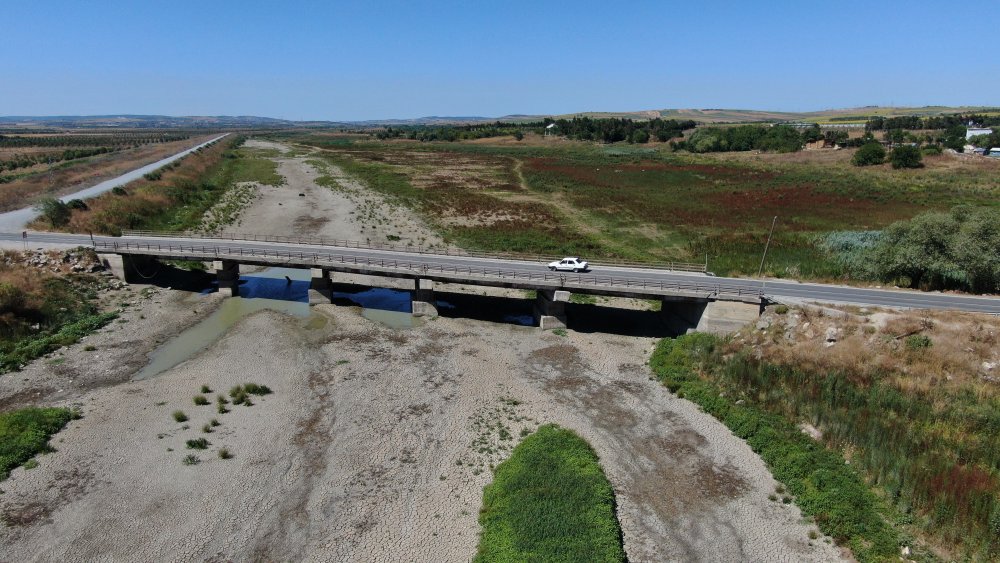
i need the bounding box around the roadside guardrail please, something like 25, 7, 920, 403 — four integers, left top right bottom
98, 240, 757, 299
121, 230, 708, 273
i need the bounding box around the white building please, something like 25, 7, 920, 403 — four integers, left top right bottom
966, 127, 994, 140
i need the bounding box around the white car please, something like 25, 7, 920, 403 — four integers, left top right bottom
548, 257, 589, 272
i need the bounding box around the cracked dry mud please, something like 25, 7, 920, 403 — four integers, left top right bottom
0, 141, 846, 562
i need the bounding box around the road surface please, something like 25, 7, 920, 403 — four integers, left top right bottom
0, 134, 229, 231
4, 231, 999, 314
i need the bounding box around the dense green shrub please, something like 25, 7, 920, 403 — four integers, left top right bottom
33, 197, 71, 226
0, 312, 117, 373
871, 207, 1000, 292
475, 424, 625, 562
0, 407, 76, 480
851, 142, 886, 166
890, 145, 923, 169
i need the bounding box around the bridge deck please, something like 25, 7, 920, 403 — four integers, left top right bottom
97, 239, 761, 302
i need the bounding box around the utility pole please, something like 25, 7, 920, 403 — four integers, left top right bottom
758, 216, 777, 278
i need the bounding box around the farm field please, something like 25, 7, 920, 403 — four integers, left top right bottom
293, 134, 1000, 278
0, 131, 215, 212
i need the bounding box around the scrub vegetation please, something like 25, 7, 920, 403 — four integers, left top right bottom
0, 406, 76, 480
474, 424, 625, 563
651, 329, 1000, 561
27, 135, 260, 235
296, 134, 1000, 281
0, 257, 117, 373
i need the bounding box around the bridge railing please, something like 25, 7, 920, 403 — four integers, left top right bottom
96, 240, 759, 299
120, 230, 708, 273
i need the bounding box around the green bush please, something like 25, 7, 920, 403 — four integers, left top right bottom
904, 334, 932, 350
851, 142, 886, 166
0, 312, 118, 373
172, 410, 188, 423
0, 407, 76, 480
474, 424, 625, 562
185, 438, 209, 450
193, 395, 209, 406
33, 197, 71, 226
890, 145, 923, 169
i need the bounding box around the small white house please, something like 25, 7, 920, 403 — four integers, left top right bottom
966, 127, 994, 140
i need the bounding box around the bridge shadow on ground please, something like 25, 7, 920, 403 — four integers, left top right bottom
564, 302, 682, 338
127, 262, 215, 292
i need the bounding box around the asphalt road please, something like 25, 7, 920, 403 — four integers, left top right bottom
5, 231, 999, 315
0, 134, 228, 231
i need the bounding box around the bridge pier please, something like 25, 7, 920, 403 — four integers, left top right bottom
213, 260, 240, 297
660, 296, 709, 335
309, 268, 332, 305
534, 289, 569, 330
660, 296, 763, 335
99, 253, 158, 284
411, 279, 437, 317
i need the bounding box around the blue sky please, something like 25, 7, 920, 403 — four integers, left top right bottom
2, 1, 997, 120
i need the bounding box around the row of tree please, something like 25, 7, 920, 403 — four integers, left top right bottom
0, 133, 190, 149
541, 117, 696, 143
851, 143, 923, 168
373, 121, 544, 142
865, 113, 1000, 131
0, 147, 114, 173
673, 124, 805, 153
372, 117, 698, 144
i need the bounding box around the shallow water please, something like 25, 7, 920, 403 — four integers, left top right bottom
135, 270, 428, 379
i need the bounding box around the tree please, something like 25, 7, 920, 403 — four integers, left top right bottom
825, 130, 849, 146
630, 129, 649, 144
513, 130, 524, 141
890, 145, 923, 169
951, 207, 1000, 293
872, 212, 959, 289
34, 197, 70, 226
851, 142, 886, 166
884, 129, 905, 145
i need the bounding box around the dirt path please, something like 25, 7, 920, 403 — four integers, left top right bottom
0, 140, 845, 562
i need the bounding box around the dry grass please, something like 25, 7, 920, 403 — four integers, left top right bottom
740, 305, 1000, 398
0, 135, 214, 212
28, 138, 232, 234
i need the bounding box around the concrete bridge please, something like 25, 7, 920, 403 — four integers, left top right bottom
94, 233, 764, 331
8, 230, 999, 330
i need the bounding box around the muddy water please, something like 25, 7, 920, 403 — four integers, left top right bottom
134, 268, 313, 380
135, 270, 435, 379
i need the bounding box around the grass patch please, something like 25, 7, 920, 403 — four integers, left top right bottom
218, 448, 233, 460
192, 395, 210, 406
0, 312, 117, 373
474, 424, 625, 562
172, 410, 188, 423
181, 454, 200, 466
185, 437, 210, 450
0, 407, 76, 480
650, 334, 900, 561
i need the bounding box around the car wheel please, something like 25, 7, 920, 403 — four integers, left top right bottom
549, 266, 555, 271
573, 268, 580, 273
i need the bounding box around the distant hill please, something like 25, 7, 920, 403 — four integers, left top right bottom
2, 106, 997, 130
0, 115, 346, 129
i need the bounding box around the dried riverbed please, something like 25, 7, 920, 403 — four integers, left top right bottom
0, 141, 845, 561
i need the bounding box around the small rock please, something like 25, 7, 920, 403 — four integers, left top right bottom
825, 327, 841, 342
